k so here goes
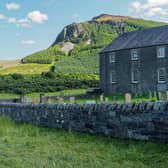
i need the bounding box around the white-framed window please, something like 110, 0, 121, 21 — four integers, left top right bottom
131, 49, 139, 61
110, 71, 117, 83
131, 69, 139, 83
158, 68, 166, 83
109, 52, 116, 63
157, 46, 165, 58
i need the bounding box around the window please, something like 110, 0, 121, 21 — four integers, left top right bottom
158, 68, 166, 83
131, 49, 139, 60
109, 52, 116, 63
157, 46, 165, 58
110, 71, 117, 83
131, 69, 139, 83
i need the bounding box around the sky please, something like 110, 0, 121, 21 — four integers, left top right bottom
0, 0, 168, 60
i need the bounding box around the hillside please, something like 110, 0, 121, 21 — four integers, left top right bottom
21, 14, 167, 75
0, 60, 20, 69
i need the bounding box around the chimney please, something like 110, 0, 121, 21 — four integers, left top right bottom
120, 21, 125, 35
116, 20, 126, 36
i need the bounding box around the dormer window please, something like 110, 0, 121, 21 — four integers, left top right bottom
109, 52, 116, 63
157, 46, 165, 58
131, 49, 139, 61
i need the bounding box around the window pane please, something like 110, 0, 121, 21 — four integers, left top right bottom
158, 68, 166, 83
110, 71, 116, 83
109, 52, 115, 63
132, 69, 138, 83
131, 49, 139, 60
157, 47, 165, 58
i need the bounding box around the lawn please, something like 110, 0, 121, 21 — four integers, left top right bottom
0, 117, 167, 168
0, 63, 52, 75
0, 89, 87, 99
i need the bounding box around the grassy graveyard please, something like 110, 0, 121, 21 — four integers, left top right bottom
0, 89, 158, 104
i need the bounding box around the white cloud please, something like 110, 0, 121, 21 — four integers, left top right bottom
27, 10, 48, 23
0, 10, 48, 28
6, 2, 20, 10
7, 17, 17, 23
21, 40, 36, 45
129, 0, 168, 21
0, 14, 6, 20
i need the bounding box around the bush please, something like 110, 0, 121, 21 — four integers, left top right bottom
41, 72, 55, 79
11, 74, 24, 80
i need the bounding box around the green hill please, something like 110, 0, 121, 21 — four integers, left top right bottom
21, 14, 167, 75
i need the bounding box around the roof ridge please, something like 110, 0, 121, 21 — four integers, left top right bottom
101, 25, 168, 53
121, 25, 168, 37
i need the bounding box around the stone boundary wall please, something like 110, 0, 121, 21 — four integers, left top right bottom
0, 101, 168, 142
0, 98, 20, 103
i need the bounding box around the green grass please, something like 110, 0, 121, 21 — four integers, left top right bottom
0, 64, 52, 75
0, 116, 167, 168
26, 89, 87, 98
0, 89, 87, 99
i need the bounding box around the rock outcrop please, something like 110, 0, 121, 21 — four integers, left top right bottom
52, 23, 85, 45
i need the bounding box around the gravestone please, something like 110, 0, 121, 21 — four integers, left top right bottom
33, 98, 38, 104
69, 97, 75, 104
125, 93, 131, 103
20, 94, 25, 103
58, 97, 64, 104
100, 95, 104, 103
105, 97, 109, 103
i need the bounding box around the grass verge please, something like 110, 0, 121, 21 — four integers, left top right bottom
0, 117, 167, 168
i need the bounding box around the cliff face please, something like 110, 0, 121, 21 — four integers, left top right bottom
52, 15, 132, 46
52, 23, 85, 45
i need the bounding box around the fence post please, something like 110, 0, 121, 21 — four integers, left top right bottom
20, 94, 25, 103
40, 93, 45, 103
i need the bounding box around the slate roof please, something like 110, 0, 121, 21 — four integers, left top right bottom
101, 25, 168, 53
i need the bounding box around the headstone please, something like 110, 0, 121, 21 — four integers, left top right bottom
149, 91, 152, 99
113, 96, 117, 102
33, 97, 38, 104
100, 95, 104, 102
105, 97, 109, 103
47, 98, 53, 104
58, 97, 64, 104
69, 97, 75, 104
125, 93, 131, 103
20, 94, 25, 103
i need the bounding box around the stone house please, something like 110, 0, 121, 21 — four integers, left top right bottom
99, 25, 168, 94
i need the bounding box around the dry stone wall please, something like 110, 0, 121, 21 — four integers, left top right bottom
0, 102, 168, 142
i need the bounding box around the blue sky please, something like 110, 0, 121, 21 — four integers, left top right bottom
0, 0, 167, 60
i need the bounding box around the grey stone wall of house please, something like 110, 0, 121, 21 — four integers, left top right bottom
99, 53, 107, 93
100, 45, 168, 94
0, 102, 168, 142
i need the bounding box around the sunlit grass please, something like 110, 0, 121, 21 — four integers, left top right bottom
0, 63, 52, 75
0, 116, 167, 168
